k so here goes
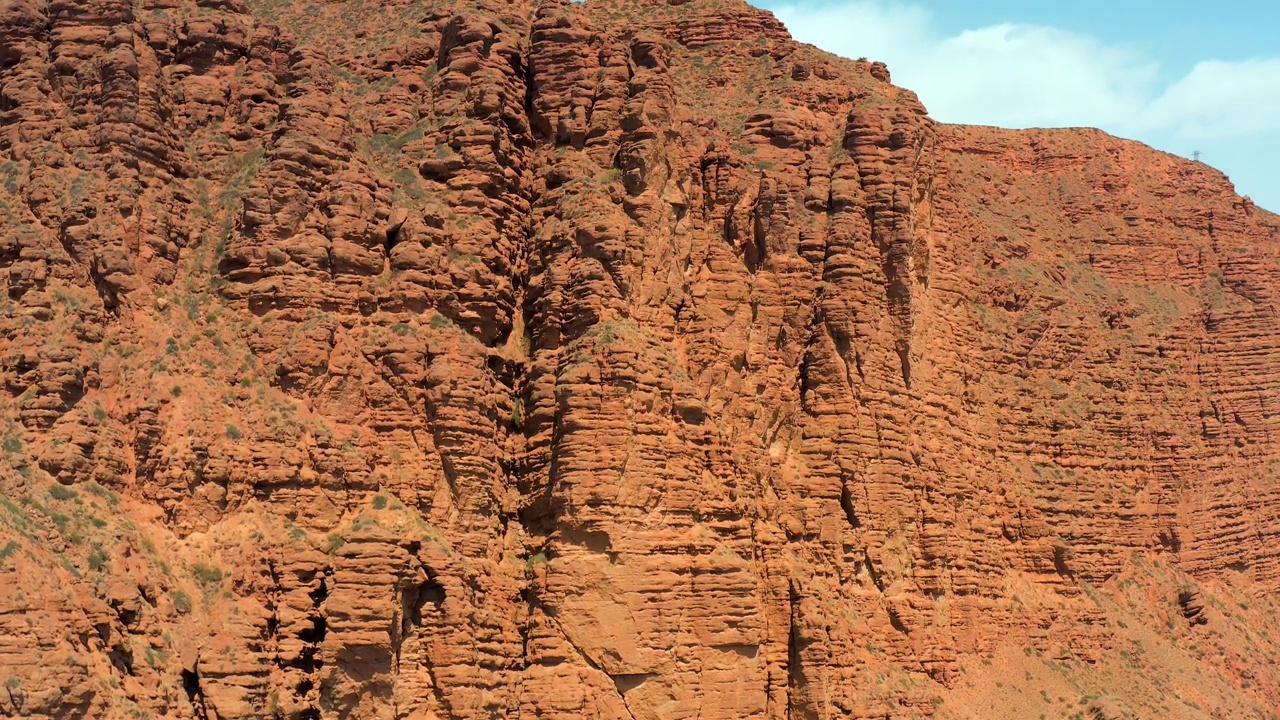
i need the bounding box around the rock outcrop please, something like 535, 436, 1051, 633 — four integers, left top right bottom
2, 0, 1280, 719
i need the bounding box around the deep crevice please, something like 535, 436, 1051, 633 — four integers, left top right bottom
384, 222, 402, 256
839, 481, 861, 529
181, 666, 209, 720
1052, 544, 1073, 578
298, 615, 327, 644
787, 582, 820, 720
109, 643, 134, 676
863, 548, 885, 592
887, 606, 909, 635
308, 578, 328, 605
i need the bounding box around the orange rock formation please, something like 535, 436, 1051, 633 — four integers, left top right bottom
2, 0, 1280, 718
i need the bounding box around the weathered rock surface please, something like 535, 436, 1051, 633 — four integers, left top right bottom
2, 0, 1280, 718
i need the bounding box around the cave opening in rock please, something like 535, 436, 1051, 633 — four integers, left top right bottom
404, 576, 447, 632
384, 223, 401, 256
181, 667, 209, 720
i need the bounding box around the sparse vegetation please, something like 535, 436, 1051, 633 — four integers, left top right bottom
192, 563, 224, 587
47, 485, 77, 501
510, 397, 524, 429
0, 540, 20, 562
87, 546, 109, 572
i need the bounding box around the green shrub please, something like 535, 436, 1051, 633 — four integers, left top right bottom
48, 485, 77, 501
192, 563, 223, 587
83, 482, 119, 507
88, 547, 109, 572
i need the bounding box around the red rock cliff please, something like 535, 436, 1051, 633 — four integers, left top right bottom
2, 0, 1280, 718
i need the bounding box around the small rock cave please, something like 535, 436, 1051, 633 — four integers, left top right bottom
108, 642, 134, 676
612, 672, 655, 695
115, 606, 139, 628
403, 576, 447, 632
384, 222, 403, 256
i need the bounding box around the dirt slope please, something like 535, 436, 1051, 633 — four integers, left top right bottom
2, 0, 1280, 718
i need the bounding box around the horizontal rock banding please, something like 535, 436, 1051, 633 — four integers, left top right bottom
2, 0, 1280, 718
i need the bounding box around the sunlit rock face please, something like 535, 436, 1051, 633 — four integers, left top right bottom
2, 1, 1280, 718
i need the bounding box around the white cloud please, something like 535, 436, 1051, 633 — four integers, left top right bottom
1138, 59, 1280, 139
767, 3, 1143, 127
763, 1, 1280, 209
924, 23, 1156, 128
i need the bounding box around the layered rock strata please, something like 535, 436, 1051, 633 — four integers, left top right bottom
2, 0, 1280, 718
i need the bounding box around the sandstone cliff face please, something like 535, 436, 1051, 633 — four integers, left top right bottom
3, 1, 1280, 719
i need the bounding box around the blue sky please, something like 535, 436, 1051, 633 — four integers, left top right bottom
754, 0, 1280, 211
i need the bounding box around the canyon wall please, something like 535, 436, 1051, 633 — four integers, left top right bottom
2, 0, 1280, 718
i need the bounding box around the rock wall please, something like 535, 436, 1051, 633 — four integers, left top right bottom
2, 0, 1280, 719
